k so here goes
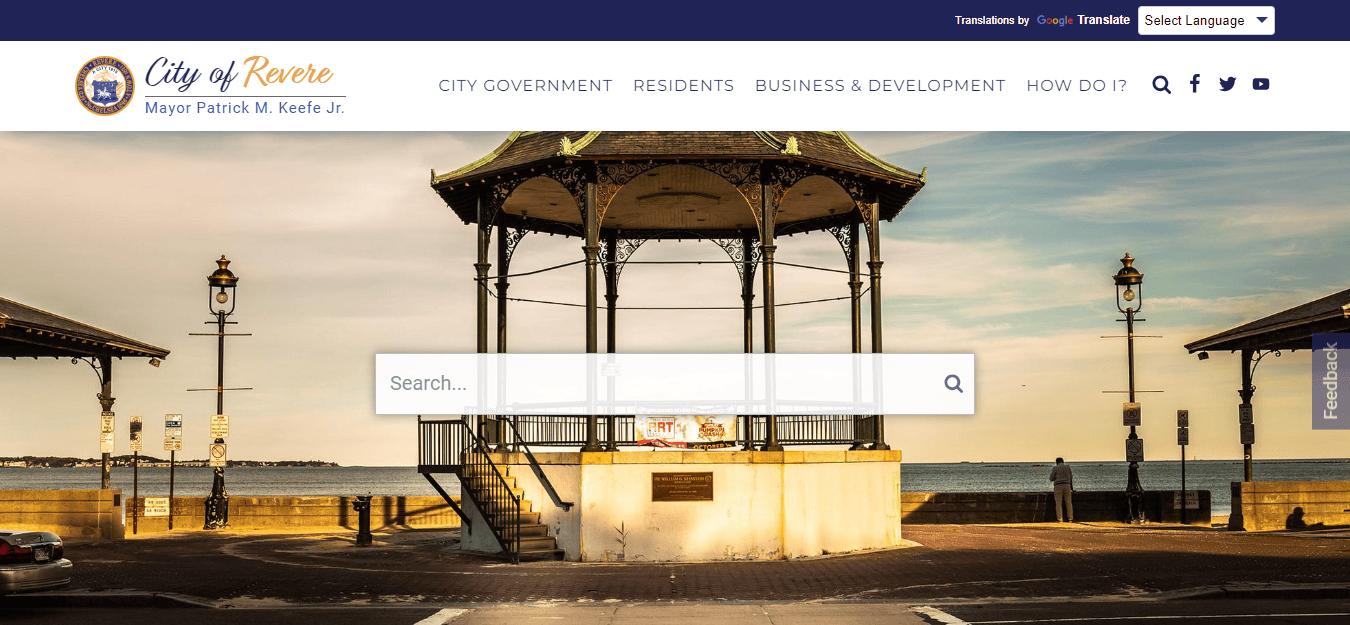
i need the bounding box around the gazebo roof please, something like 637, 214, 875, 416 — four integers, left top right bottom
434, 132, 921, 185
0, 296, 170, 360
1184, 287, 1350, 353
431, 132, 925, 238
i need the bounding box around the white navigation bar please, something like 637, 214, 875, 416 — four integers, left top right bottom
8, 41, 1341, 130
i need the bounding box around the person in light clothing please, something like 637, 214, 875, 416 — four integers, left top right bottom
1049, 457, 1074, 522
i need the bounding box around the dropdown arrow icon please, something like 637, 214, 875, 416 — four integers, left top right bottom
1257, 16, 1268, 23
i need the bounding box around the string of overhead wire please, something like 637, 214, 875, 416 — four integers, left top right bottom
486, 286, 871, 311
473, 254, 871, 311
475, 258, 860, 282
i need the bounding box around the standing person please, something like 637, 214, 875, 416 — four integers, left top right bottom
1049, 457, 1074, 522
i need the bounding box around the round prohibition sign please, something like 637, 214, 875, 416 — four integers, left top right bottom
209, 443, 227, 459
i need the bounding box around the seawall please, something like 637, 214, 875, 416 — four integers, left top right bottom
902, 490, 1211, 525
127, 495, 461, 534
1230, 480, 1350, 531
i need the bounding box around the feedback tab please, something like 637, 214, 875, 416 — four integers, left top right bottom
1139, 7, 1274, 35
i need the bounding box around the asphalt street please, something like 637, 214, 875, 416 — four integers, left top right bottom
7, 600, 1350, 625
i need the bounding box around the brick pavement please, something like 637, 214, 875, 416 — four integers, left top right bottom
59, 524, 1350, 606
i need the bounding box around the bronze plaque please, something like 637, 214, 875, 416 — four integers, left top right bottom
652, 472, 713, 502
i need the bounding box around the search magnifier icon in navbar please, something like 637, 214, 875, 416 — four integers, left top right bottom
1153, 75, 1171, 94
945, 374, 964, 393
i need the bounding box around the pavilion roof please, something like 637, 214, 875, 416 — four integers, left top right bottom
431, 132, 925, 236
0, 296, 170, 360
1184, 287, 1350, 353
432, 132, 922, 187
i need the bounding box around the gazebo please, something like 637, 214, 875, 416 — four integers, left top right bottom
430, 131, 923, 448
418, 132, 925, 562
1, 296, 169, 487
1185, 287, 1350, 481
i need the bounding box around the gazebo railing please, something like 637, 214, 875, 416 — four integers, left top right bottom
751, 414, 869, 446
468, 414, 876, 449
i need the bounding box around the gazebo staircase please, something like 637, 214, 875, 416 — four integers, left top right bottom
419, 417, 570, 562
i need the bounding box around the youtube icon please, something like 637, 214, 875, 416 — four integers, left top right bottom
1253, 77, 1271, 90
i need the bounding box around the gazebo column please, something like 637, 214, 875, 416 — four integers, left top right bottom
494, 226, 511, 452
605, 233, 619, 354
496, 226, 510, 353
865, 199, 890, 451
742, 232, 756, 451
760, 182, 782, 452
475, 195, 491, 354
582, 180, 603, 452
742, 233, 756, 353
474, 194, 491, 440
97, 355, 114, 489
847, 222, 868, 450
1239, 349, 1255, 482
603, 232, 619, 451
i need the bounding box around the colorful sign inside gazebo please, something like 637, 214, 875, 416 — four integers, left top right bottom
636, 415, 737, 449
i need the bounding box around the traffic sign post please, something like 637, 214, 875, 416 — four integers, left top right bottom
1177, 409, 1189, 525
129, 416, 143, 452
164, 414, 181, 530
130, 416, 142, 534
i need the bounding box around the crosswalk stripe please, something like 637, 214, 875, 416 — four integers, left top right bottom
914, 606, 972, 624
413, 608, 468, 625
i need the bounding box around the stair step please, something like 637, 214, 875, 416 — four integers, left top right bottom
466, 486, 525, 501
479, 500, 534, 513
518, 548, 566, 561
518, 536, 558, 550
462, 473, 517, 488
520, 523, 550, 537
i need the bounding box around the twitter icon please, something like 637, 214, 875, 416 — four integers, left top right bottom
1219, 76, 1236, 91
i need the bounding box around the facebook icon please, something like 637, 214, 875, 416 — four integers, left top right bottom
1190, 74, 1201, 93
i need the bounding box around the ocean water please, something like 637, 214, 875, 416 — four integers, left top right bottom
4, 459, 1348, 516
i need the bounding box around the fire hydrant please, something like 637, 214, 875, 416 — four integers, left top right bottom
353, 495, 373, 546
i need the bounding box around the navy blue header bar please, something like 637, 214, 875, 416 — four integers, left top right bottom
5, 3, 1344, 41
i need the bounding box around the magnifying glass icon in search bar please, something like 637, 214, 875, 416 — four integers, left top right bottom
945, 374, 964, 393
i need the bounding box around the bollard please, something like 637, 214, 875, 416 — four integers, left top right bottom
353, 495, 373, 546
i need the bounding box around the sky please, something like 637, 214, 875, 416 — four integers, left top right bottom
1, 131, 1347, 467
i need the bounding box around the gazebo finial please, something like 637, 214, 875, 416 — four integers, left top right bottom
558, 136, 578, 156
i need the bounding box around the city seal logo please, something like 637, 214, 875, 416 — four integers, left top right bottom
76, 56, 135, 116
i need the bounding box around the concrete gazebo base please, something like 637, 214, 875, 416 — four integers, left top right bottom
459, 449, 903, 562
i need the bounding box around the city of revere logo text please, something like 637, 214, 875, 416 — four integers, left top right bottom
145, 56, 334, 93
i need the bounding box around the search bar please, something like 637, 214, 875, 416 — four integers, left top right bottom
1138, 6, 1274, 35
376, 353, 974, 416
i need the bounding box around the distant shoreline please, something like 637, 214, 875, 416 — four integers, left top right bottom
1, 455, 339, 469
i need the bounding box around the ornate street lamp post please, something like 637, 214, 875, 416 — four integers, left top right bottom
203, 256, 238, 529
1113, 254, 1147, 523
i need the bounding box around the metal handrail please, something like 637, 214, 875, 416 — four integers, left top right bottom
504, 417, 574, 511
449, 419, 522, 563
